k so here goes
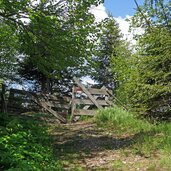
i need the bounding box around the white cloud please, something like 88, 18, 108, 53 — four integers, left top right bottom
90, 4, 145, 47
81, 76, 96, 85
114, 15, 144, 45
90, 4, 108, 22
90, 4, 134, 42
114, 15, 135, 44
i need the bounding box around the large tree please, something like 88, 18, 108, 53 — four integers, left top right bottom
0, 0, 103, 92
91, 15, 124, 89
114, 0, 171, 119
0, 22, 19, 81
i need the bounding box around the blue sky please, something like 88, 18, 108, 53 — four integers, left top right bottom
104, 0, 144, 18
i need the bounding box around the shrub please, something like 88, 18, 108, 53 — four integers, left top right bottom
0, 113, 63, 171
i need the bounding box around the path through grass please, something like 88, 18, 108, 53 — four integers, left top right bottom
50, 120, 169, 171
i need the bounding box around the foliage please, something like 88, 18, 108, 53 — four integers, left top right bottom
0, 22, 19, 81
111, 0, 171, 119
131, 27, 171, 118
17, 0, 103, 92
0, 113, 63, 171
132, 0, 171, 30
91, 15, 127, 89
0, 0, 103, 91
110, 39, 132, 105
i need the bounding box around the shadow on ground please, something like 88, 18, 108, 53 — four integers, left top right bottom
52, 122, 140, 169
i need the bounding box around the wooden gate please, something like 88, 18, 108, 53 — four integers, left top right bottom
71, 77, 113, 119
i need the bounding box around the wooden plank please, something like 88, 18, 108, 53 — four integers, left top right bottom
74, 109, 97, 116
10, 89, 71, 103
8, 98, 32, 103
73, 77, 102, 109
35, 100, 67, 123
75, 99, 108, 106
71, 85, 76, 121
83, 86, 107, 110
45, 102, 70, 109
88, 88, 108, 95
17, 90, 67, 123
8, 97, 69, 108
10, 88, 35, 96
106, 89, 113, 97
74, 87, 108, 95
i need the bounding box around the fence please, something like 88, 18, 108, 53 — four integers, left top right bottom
71, 77, 113, 120
7, 89, 70, 123
0, 84, 7, 113
0, 78, 114, 123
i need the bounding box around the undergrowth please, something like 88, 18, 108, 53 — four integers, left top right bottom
0, 113, 63, 171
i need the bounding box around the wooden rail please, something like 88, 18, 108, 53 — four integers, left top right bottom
0, 84, 7, 113
7, 89, 69, 123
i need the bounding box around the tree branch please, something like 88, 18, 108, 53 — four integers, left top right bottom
134, 0, 152, 29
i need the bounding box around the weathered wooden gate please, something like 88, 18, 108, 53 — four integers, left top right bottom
71, 77, 113, 119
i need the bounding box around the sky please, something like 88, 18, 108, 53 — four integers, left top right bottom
90, 0, 145, 44
104, 0, 144, 18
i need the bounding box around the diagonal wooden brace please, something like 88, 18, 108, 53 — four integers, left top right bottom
73, 77, 102, 109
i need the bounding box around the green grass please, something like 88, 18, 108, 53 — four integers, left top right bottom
95, 106, 171, 170
0, 112, 63, 171
95, 106, 153, 134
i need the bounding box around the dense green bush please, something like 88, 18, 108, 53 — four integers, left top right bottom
0, 113, 63, 171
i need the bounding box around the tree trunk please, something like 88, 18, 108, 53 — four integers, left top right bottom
41, 76, 51, 93
41, 76, 46, 93
1, 84, 7, 113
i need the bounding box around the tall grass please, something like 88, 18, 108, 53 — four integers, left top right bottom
95, 106, 152, 134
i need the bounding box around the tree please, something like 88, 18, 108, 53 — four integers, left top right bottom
133, 0, 171, 30
115, 0, 171, 119
0, 0, 103, 92
131, 27, 171, 119
91, 15, 124, 89
18, 0, 103, 92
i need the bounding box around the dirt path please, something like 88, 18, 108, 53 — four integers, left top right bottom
51, 121, 159, 171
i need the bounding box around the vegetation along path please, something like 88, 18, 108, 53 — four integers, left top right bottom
51, 121, 161, 171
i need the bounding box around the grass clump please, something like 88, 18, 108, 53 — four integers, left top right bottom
0, 113, 63, 171
95, 106, 152, 134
